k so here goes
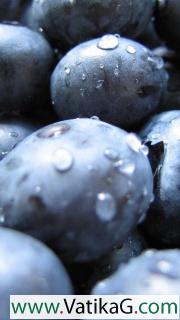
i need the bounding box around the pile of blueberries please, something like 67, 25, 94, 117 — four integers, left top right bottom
0, 0, 180, 317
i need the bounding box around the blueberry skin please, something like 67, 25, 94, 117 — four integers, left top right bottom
92, 249, 180, 294
0, 0, 21, 20
0, 227, 72, 319
155, 0, 180, 51
140, 111, 180, 246
0, 118, 39, 160
0, 118, 153, 263
0, 23, 54, 116
137, 21, 161, 49
51, 35, 167, 128
160, 63, 180, 110
30, 0, 155, 50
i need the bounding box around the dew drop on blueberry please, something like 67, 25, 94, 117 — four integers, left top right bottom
104, 148, 119, 161
53, 148, 73, 172
96, 192, 116, 222
96, 80, 104, 89
65, 67, 71, 75
97, 35, 119, 50
114, 160, 135, 176
126, 45, 136, 54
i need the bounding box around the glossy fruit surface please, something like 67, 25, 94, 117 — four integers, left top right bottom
51, 35, 167, 128
0, 118, 153, 263
0, 23, 54, 116
0, 118, 39, 160
0, 227, 72, 318
30, 0, 155, 49
140, 111, 180, 246
92, 249, 180, 294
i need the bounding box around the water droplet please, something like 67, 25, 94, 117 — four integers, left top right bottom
114, 34, 121, 39
91, 116, 99, 120
82, 73, 86, 81
143, 186, 148, 197
38, 123, 70, 138
38, 27, 43, 33
114, 65, 119, 77
53, 148, 73, 172
151, 260, 179, 279
127, 133, 142, 152
9, 131, 18, 138
148, 55, 164, 69
96, 193, 116, 221
141, 144, 149, 156
80, 88, 85, 97
100, 64, 104, 70
97, 35, 119, 50
1, 151, 8, 157
157, 260, 171, 273
104, 148, 119, 161
96, 80, 104, 89
35, 186, 41, 193
126, 45, 136, 54
145, 250, 154, 257
114, 160, 135, 176
65, 67, 71, 75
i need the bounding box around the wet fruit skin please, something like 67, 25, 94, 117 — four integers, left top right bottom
92, 249, 180, 294
29, 0, 155, 50
89, 230, 147, 285
51, 35, 167, 129
0, 118, 153, 263
155, 0, 180, 51
0, 118, 39, 161
140, 110, 180, 246
0, 0, 21, 20
0, 23, 54, 117
0, 227, 72, 319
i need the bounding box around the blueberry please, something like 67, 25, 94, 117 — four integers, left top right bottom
137, 21, 161, 49
0, 118, 39, 160
0, 118, 153, 263
51, 35, 167, 128
140, 110, 180, 246
29, 0, 155, 50
0, 0, 21, 21
0, 227, 72, 319
0, 23, 54, 117
92, 249, 180, 294
160, 63, 180, 110
155, 0, 180, 51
